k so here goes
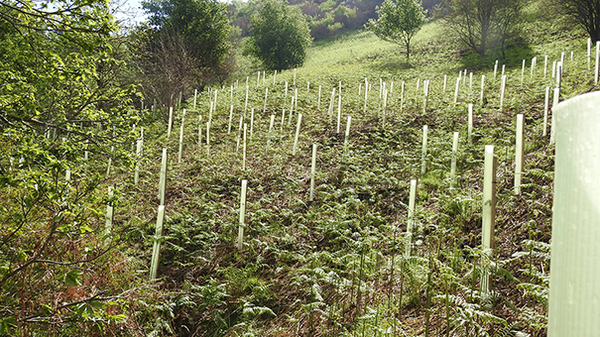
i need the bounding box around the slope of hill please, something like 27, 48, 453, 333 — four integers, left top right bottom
22, 7, 594, 335
103, 9, 596, 334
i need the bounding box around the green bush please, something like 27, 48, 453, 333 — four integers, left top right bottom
245, 0, 313, 70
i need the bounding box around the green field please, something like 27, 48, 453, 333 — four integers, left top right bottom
101, 15, 593, 336
2, 4, 596, 335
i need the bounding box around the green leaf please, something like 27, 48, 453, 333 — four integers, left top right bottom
108, 314, 127, 322
65, 270, 81, 286
0, 317, 17, 334
88, 300, 104, 309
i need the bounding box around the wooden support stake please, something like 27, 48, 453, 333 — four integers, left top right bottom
405, 179, 418, 256
329, 88, 336, 122
514, 114, 524, 195
244, 85, 249, 118
236, 116, 243, 151
544, 55, 548, 78
556, 62, 563, 90
213, 90, 218, 118
237, 180, 248, 250
310, 144, 317, 201
344, 116, 352, 153
421, 125, 428, 175
84, 140, 89, 161
588, 38, 592, 71
337, 91, 342, 133
543, 87, 550, 136
480, 75, 486, 106
382, 89, 388, 124
106, 145, 114, 178
134, 139, 142, 185
289, 95, 295, 127
294, 88, 298, 114
266, 115, 275, 152
167, 107, 173, 138
263, 87, 269, 113
149, 205, 166, 281
198, 115, 203, 147
521, 59, 525, 85
193, 89, 197, 110
469, 72, 473, 92
468, 103, 473, 142
242, 123, 247, 170
450, 132, 459, 188
250, 108, 255, 139
364, 78, 368, 112
422, 80, 429, 113
481, 145, 497, 295
400, 81, 405, 112
494, 60, 498, 79
158, 148, 167, 206
228, 105, 233, 134
443, 75, 447, 94
317, 85, 322, 110
206, 122, 210, 152
105, 186, 114, 236
141, 127, 144, 154
292, 113, 302, 155
548, 91, 600, 336
550, 87, 560, 144
454, 76, 460, 103
178, 109, 185, 163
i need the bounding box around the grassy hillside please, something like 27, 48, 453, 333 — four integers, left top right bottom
45, 10, 595, 337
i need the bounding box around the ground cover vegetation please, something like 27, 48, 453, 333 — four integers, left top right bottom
0, 0, 595, 335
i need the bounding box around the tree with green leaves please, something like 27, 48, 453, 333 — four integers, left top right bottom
0, 0, 143, 334
139, 0, 232, 105
544, 0, 600, 42
366, 0, 426, 61
440, 0, 528, 57
245, 0, 312, 70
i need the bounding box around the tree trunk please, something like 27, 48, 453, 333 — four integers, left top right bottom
480, 22, 489, 56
